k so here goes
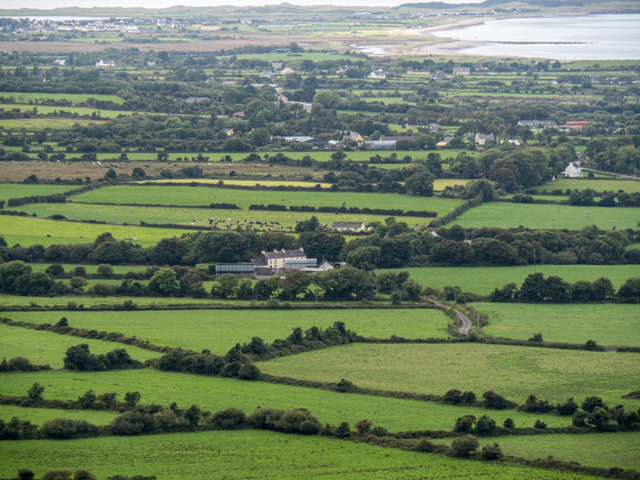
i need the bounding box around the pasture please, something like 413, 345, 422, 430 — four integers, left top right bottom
24, 202, 434, 232
0, 91, 125, 105
0, 215, 191, 247
380, 265, 638, 295
0, 183, 73, 202
0, 370, 573, 431
477, 303, 640, 347
257, 343, 640, 407
0, 293, 223, 307
0, 323, 160, 369
450, 202, 639, 230
70, 185, 464, 214
0, 429, 596, 480
0, 405, 118, 425
436, 433, 640, 470
538, 178, 640, 194
5, 308, 452, 355
0, 118, 107, 130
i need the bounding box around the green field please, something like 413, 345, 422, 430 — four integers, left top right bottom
24, 202, 434, 231
451, 203, 639, 230
0, 369, 572, 431
258, 343, 640, 407
477, 303, 640, 347
0, 184, 74, 202
0, 104, 134, 118
0, 293, 226, 307
29, 263, 149, 274
539, 178, 640, 194
0, 118, 107, 130
0, 429, 597, 480
71, 185, 464, 214
436, 433, 640, 470
139, 179, 333, 188
0, 405, 118, 425
0, 323, 160, 369
380, 265, 638, 295
0, 215, 191, 247
5, 308, 451, 355
0, 92, 125, 105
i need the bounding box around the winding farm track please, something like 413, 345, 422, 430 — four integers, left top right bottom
428, 300, 473, 335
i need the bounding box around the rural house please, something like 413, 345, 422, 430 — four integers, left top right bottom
332, 222, 366, 232
475, 133, 495, 146
563, 161, 583, 177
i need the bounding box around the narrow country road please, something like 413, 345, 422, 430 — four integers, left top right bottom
428, 299, 473, 335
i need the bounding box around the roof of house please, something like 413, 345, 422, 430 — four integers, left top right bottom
476, 133, 494, 140
332, 222, 365, 229
380, 135, 415, 141
260, 248, 306, 260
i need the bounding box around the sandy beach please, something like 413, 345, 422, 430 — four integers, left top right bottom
400, 16, 503, 57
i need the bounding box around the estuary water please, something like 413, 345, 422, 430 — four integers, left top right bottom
433, 14, 640, 60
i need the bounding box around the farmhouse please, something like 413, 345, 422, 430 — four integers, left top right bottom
222, 80, 237, 87
563, 161, 583, 178
518, 120, 558, 130
95, 59, 115, 67
367, 70, 386, 79
332, 221, 366, 232
453, 67, 470, 75
563, 121, 589, 130
427, 123, 442, 133
251, 248, 310, 278
475, 133, 495, 146
53, 58, 66, 66
344, 131, 364, 145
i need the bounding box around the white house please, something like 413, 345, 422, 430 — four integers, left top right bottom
475, 133, 495, 146
563, 161, 582, 178
332, 222, 366, 232
95, 59, 115, 67
367, 70, 386, 79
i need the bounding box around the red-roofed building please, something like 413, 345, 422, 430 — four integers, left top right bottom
563, 121, 589, 130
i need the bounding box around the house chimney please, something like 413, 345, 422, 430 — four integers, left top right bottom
261, 250, 266, 255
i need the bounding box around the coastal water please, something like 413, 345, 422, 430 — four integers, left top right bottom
433, 14, 640, 60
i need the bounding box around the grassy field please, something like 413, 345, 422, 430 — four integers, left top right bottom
0, 118, 108, 130
24, 202, 435, 231
29, 263, 149, 274
449, 202, 639, 230
0, 323, 160, 369
0, 184, 73, 202
258, 343, 640, 407
477, 303, 640, 347
5, 308, 452, 355
71, 185, 464, 214
0, 92, 125, 105
0, 429, 597, 480
138, 179, 333, 188
0, 215, 191, 247
435, 433, 640, 470
539, 178, 640, 194
380, 265, 638, 295
0, 405, 118, 425
0, 370, 573, 431
0, 104, 135, 118
0, 293, 230, 307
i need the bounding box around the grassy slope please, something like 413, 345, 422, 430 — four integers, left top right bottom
71, 185, 464, 214
477, 303, 640, 347
0, 405, 118, 425
5, 308, 452, 355
380, 265, 637, 295
0, 429, 598, 480
0, 184, 73, 202
0, 370, 573, 431
435, 433, 640, 470
0, 215, 191, 247
450, 202, 639, 230
257, 343, 640, 407
0, 323, 160, 368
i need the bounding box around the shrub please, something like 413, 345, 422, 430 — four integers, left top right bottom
482, 390, 510, 410
209, 407, 246, 430
275, 409, 321, 435
528, 332, 543, 342
475, 415, 497, 436
572, 411, 589, 427
97, 264, 114, 277
585, 339, 599, 351
414, 437, 435, 452
534, 419, 547, 429
355, 419, 373, 434
443, 389, 463, 405
581, 396, 606, 413
372, 426, 388, 437
42, 470, 72, 480
461, 391, 477, 404
503, 418, 515, 429
73, 470, 97, 480
18, 470, 35, 480
41, 418, 99, 440
450, 435, 479, 457
557, 398, 579, 416
332, 421, 351, 439
237, 364, 261, 380
110, 410, 155, 436
453, 415, 476, 433
481, 443, 503, 461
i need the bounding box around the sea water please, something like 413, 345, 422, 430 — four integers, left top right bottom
432, 14, 640, 60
